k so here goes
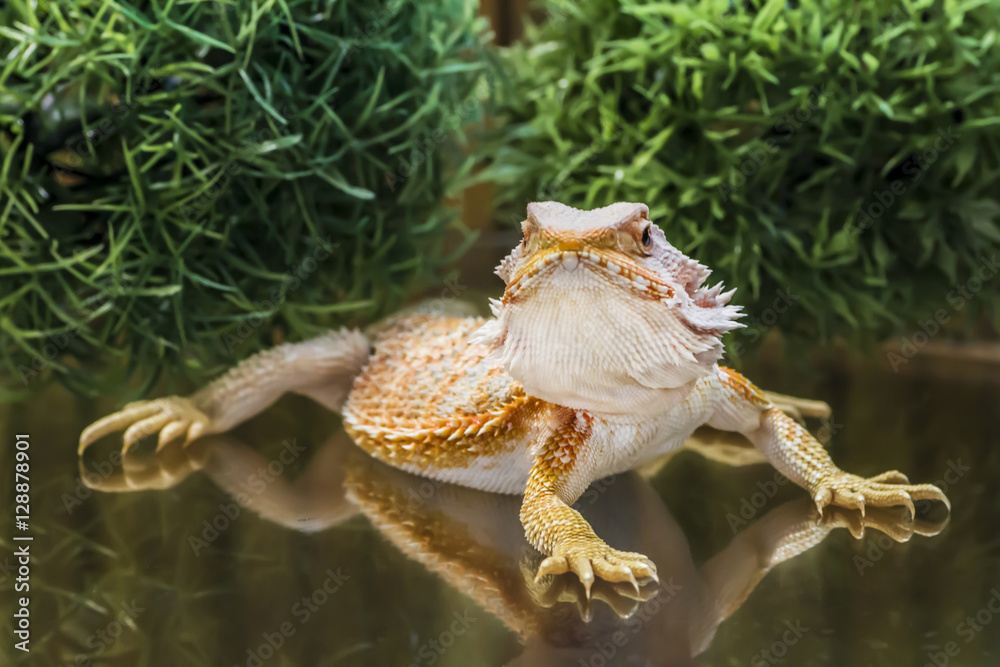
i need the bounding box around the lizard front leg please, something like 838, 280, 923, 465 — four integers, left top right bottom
79, 328, 369, 456
522, 409, 658, 596
709, 367, 950, 516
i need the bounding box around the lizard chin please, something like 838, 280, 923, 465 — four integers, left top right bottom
471, 250, 743, 415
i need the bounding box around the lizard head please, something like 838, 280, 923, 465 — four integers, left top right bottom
471, 201, 743, 412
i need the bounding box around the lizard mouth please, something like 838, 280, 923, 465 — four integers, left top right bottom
504, 246, 677, 302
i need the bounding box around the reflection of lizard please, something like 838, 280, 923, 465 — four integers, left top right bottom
82, 430, 947, 665
79, 201, 950, 593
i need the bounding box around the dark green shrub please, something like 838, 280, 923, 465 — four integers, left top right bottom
486, 0, 1000, 356
0, 0, 495, 400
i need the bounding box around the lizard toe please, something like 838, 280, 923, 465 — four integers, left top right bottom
79, 401, 158, 455
535, 555, 570, 581
869, 470, 910, 484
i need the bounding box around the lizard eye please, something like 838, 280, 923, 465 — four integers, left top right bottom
641, 226, 652, 247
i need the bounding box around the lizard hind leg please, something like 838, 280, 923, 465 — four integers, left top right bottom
79, 328, 371, 457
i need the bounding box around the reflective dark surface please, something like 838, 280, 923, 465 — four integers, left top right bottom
2, 343, 999, 666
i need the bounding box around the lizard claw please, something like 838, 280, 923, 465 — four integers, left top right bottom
534, 541, 657, 601
79, 396, 212, 456
811, 471, 950, 519
812, 487, 832, 520
535, 555, 569, 579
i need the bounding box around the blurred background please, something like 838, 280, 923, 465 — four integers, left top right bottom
2, 0, 999, 400
1, 1, 999, 665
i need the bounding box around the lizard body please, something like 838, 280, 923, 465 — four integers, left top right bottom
342, 314, 540, 493
79, 201, 950, 592
341, 313, 717, 495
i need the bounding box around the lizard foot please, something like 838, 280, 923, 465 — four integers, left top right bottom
811, 470, 950, 519
534, 541, 658, 599
79, 397, 212, 458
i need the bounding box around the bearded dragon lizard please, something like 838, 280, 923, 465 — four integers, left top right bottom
78, 201, 950, 595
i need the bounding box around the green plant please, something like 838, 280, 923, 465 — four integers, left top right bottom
486, 0, 1000, 356
0, 0, 495, 400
